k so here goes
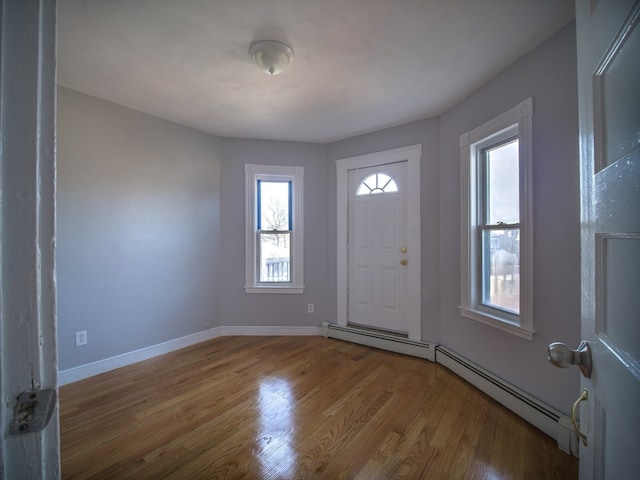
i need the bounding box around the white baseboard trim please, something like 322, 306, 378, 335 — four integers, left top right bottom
219, 325, 322, 336
435, 345, 578, 456
322, 322, 436, 361
59, 327, 224, 386
59, 325, 323, 386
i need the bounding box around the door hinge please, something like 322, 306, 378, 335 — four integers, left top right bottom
10, 388, 57, 435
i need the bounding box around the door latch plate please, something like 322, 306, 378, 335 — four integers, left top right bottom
10, 388, 57, 435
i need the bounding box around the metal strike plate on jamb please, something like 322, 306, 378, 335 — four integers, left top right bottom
10, 388, 57, 435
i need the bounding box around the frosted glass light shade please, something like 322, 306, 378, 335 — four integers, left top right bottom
249, 40, 294, 75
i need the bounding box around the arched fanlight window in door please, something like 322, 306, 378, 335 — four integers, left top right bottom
356, 173, 398, 195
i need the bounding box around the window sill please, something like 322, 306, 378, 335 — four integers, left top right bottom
459, 306, 534, 340
245, 286, 305, 294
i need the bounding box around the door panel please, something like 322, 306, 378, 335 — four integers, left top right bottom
353, 264, 372, 314
348, 162, 408, 334
381, 196, 401, 248
598, 235, 640, 360
576, 0, 640, 478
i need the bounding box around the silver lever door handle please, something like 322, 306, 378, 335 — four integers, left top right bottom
548, 340, 592, 378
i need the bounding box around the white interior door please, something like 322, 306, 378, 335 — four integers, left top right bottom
576, 0, 640, 478
348, 163, 408, 334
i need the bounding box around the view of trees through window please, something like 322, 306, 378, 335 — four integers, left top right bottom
258, 181, 291, 282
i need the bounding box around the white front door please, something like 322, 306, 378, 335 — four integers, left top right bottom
348, 163, 408, 334
336, 145, 421, 340
575, 0, 640, 478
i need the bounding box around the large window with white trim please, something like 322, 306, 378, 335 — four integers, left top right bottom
245, 164, 304, 293
460, 98, 534, 339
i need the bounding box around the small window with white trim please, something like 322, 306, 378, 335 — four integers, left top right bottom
245, 164, 304, 293
459, 98, 534, 339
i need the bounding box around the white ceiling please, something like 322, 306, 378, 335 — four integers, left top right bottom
58, 0, 575, 144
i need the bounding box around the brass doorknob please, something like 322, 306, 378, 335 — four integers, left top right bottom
400, 259, 408, 266
401, 247, 407, 253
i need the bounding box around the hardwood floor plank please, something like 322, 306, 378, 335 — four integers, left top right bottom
60, 336, 578, 479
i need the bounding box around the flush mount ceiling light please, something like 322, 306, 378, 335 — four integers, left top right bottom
249, 40, 294, 75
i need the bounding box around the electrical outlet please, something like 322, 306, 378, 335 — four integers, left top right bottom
76, 330, 87, 346
307, 303, 314, 314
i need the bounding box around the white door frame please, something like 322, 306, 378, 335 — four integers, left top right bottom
0, 0, 59, 478
336, 145, 422, 340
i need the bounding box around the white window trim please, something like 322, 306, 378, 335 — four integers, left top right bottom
459, 98, 534, 340
245, 164, 304, 294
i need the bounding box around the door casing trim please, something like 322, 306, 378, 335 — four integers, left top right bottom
336, 145, 422, 340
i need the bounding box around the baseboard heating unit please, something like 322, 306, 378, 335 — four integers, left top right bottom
321, 322, 577, 456
435, 345, 577, 456
321, 322, 435, 362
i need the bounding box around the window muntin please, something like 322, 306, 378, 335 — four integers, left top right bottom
245, 165, 304, 293
356, 173, 398, 195
460, 97, 533, 339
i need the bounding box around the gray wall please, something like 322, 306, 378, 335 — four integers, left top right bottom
218, 138, 328, 327
438, 22, 580, 412
57, 21, 580, 413
327, 22, 579, 411
57, 87, 222, 370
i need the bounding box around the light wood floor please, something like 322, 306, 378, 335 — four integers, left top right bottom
60, 336, 578, 479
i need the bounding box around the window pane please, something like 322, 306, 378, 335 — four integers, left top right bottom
482, 229, 519, 313
485, 139, 519, 224
356, 173, 398, 195
259, 232, 290, 282
259, 181, 290, 230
